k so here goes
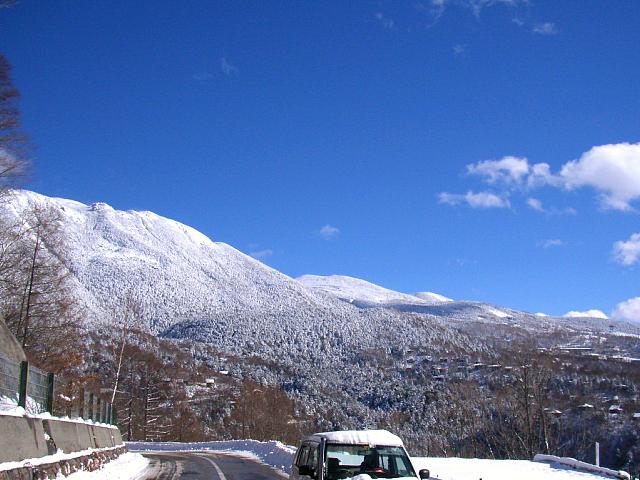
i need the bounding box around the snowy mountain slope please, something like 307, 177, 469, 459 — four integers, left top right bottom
296, 275, 523, 322
414, 291, 453, 303
3, 190, 370, 333
295, 274, 640, 338
297, 274, 438, 306
297, 275, 455, 307
4, 190, 638, 342
1, 191, 481, 360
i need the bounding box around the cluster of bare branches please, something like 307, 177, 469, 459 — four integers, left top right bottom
227, 378, 304, 444
0, 53, 29, 195
0, 203, 85, 371
0, 54, 85, 374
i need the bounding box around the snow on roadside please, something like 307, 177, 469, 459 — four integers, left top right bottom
413, 457, 626, 480
127, 440, 296, 474
0, 447, 123, 472
127, 440, 627, 480
59, 452, 149, 480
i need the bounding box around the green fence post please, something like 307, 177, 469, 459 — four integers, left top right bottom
18, 361, 28, 409
112, 406, 118, 426
106, 403, 112, 425
46, 373, 55, 414
97, 397, 102, 423
88, 393, 94, 421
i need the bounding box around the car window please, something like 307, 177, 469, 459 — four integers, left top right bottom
296, 446, 309, 467
324, 444, 416, 479
307, 445, 319, 469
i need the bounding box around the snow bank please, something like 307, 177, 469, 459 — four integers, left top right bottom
413, 457, 629, 480
0, 446, 122, 472
127, 439, 296, 474
0, 400, 116, 428
61, 452, 149, 480
534, 454, 630, 480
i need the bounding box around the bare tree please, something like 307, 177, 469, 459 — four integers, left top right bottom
0, 53, 29, 195
1, 202, 83, 370
110, 294, 143, 403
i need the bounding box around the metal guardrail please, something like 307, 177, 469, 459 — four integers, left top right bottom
0, 352, 116, 424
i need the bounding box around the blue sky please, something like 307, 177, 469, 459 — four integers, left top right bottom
2, 1, 640, 319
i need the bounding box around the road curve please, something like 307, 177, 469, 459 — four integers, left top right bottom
136, 451, 289, 480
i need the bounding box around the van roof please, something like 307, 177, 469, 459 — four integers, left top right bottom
307, 429, 404, 447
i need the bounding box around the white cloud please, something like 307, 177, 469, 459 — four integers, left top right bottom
249, 249, 274, 259
416, 0, 522, 27
464, 0, 521, 18
448, 142, 640, 212
563, 309, 608, 319
466, 156, 559, 189
319, 224, 340, 240
560, 142, 640, 211
221, 57, 238, 76
438, 191, 510, 209
467, 156, 530, 185
375, 12, 395, 30
528, 162, 560, 188
612, 233, 640, 266
533, 22, 558, 35
527, 197, 544, 211
452, 44, 466, 56
193, 72, 214, 81
611, 297, 640, 323
526, 197, 576, 215
537, 239, 565, 249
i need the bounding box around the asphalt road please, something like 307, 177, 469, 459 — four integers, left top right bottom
137, 451, 289, 480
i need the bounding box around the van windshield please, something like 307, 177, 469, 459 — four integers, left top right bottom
324, 444, 416, 479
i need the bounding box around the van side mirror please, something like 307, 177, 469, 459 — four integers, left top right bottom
419, 468, 430, 479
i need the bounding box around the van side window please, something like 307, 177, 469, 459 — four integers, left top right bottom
296, 445, 310, 467
307, 445, 318, 470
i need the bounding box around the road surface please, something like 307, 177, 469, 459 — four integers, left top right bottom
137, 451, 289, 480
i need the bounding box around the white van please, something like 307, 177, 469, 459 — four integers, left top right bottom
290, 430, 430, 480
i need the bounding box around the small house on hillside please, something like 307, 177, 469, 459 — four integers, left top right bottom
609, 405, 623, 415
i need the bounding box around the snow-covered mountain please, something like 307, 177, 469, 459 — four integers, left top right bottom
3, 190, 358, 333
296, 274, 449, 307
415, 291, 453, 303
1, 190, 486, 363
3, 189, 635, 342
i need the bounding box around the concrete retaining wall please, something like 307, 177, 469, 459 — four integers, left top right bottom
0, 416, 48, 462
0, 415, 124, 463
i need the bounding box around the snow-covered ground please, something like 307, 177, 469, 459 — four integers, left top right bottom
0, 446, 127, 473
62, 452, 149, 480
413, 457, 629, 480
